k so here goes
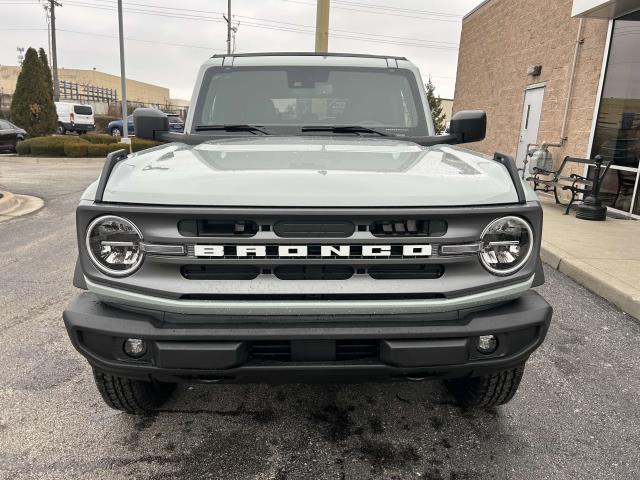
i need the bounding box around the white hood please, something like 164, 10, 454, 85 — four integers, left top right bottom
89, 137, 528, 207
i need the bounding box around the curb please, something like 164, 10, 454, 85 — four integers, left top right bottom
0, 191, 44, 222
541, 242, 640, 320
0, 191, 18, 212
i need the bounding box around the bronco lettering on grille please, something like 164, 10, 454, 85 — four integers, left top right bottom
193, 244, 432, 258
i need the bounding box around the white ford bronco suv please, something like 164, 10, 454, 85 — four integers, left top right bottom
63, 53, 552, 414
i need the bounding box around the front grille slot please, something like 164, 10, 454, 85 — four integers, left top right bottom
274, 220, 355, 238
370, 219, 447, 237
274, 265, 354, 280
248, 340, 379, 362
249, 341, 291, 361
179, 219, 259, 237
181, 265, 260, 280
368, 264, 444, 280
336, 340, 379, 360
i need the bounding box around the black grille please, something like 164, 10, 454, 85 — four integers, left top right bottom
273, 220, 355, 238
248, 340, 379, 362
249, 341, 291, 361
336, 340, 379, 360
179, 219, 259, 237
274, 265, 354, 280
181, 265, 260, 280
370, 219, 447, 237
368, 264, 444, 280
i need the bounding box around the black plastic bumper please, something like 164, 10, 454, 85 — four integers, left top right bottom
63, 291, 552, 383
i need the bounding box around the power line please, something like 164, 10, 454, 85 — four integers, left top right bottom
85, 0, 459, 46
0, 27, 226, 51
331, 0, 462, 18
62, 1, 458, 50
280, 0, 462, 22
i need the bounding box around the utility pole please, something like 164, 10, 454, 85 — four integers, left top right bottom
225, 0, 232, 54
117, 0, 129, 144
315, 0, 330, 53
42, 2, 52, 67
50, 0, 61, 101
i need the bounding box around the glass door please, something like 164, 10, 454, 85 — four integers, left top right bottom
591, 9, 640, 217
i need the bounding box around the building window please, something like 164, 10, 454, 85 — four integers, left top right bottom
591, 9, 640, 215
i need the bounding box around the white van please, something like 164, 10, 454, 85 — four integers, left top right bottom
55, 102, 95, 135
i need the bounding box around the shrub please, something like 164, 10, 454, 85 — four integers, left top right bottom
64, 141, 89, 157
17, 135, 87, 157
84, 133, 119, 145
87, 143, 110, 157
108, 142, 129, 153
16, 140, 32, 155
131, 138, 161, 152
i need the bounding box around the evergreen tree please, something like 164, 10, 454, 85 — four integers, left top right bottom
10, 47, 57, 136
425, 77, 447, 135
39, 48, 54, 96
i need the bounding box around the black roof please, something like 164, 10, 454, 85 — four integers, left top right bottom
211, 52, 408, 61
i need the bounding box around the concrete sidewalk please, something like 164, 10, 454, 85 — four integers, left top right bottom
539, 195, 640, 319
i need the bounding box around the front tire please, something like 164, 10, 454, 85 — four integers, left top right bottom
110, 127, 122, 137
92, 369, 176, 414
444, 364, 525, 408
56, 123, 66, 135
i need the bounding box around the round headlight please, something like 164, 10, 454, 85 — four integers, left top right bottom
479, 216, 533, 275
86, 215, 144, 276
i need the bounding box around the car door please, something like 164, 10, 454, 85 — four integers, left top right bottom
0, 120, 15, 149
127, 115, 135, 134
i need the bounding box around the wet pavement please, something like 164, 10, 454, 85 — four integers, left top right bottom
1, 157, 639, 480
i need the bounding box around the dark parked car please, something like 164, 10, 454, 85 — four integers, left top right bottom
0, 119, 28, 152
107, 113, 184, 136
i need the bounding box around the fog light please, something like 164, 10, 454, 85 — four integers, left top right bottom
123, 338, 147, 358
477, 335, 498, 354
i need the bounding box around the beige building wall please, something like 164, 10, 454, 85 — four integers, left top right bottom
453, 0, 609, 175
0, 65, 171, 105
440, 98, 454, 124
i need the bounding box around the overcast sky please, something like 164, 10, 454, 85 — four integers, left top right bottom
1, 0, 484, 100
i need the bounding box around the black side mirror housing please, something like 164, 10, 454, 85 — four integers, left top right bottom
449, 110, 486, 144
133, 108, 169, 141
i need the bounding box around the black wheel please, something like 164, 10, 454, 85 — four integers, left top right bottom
92, 369, 176, 414
444, 364, 525, 408
111, 127, 122, 137
56, 123, 66, 135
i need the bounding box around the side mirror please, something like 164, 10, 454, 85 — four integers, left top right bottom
449, 110, 486, 144
133, 107, 168, 141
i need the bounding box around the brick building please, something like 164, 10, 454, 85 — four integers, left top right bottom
453, 0, 640, 218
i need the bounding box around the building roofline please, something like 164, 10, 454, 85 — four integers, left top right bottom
463, 0, 492, 20
211, 52, 408, 61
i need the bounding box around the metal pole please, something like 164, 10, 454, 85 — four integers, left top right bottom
315, 0, 330, 53
43, 4, 52, 68
50, 0, 60, 101
227, 0, 231, 54
117, 0, 129, 143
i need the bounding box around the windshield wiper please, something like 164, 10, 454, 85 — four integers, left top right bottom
195, 124, 272, 135
301, 125, 389, 137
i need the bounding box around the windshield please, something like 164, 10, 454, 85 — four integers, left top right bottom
168, 115, 183, 124
194, 66, 427, 136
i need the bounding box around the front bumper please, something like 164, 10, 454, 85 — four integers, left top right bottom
63, 290, 552, 383
64, 123, 95, 132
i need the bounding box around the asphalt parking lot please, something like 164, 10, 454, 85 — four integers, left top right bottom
1, 156, 639, 480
